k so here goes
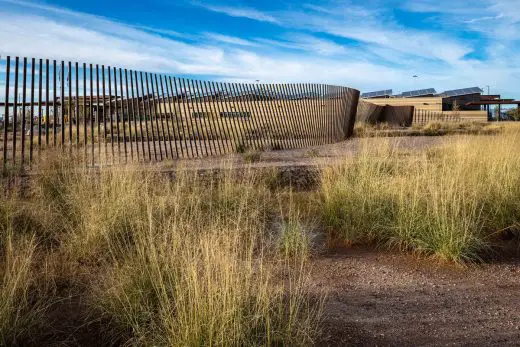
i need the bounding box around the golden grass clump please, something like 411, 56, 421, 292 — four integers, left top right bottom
0, 153, 322, 345
0, 201, 49, 346
321, 125, 520, 262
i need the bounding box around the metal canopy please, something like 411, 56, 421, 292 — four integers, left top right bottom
466, 100, 520, 106
439, 87, 483, 98
361, 89, 392, 98
399, 88, 436, 97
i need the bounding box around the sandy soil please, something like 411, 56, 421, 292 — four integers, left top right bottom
312, 247, 520, 346
156, 136, 447, 171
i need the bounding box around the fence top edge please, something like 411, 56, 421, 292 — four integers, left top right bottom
0, 54, 359, 93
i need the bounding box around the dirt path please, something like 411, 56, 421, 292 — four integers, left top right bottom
157, 136, 447, 171
312, 248, 520, 346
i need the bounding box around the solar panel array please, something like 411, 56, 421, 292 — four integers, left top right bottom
400, 88, 436, 97
361, 89, 392, 98
440, 87, 483, 98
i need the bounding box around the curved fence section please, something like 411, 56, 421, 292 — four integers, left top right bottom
0, 55, 360, 168
413, 109, 462, 124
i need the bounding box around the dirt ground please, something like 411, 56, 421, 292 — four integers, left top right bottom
158, 136, 447, 171
312, 246, 520, 346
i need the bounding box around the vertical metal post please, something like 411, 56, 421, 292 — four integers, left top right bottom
83, 63, 87, 158
205, 81, 227, 154
303, 83, 318, 146
45, 59, 49, 146
293, 83, 310, 148
90, 65, 94, 165
53, 60, 57, 147
237, 83, 261, 151
108, 67, 114, 162
151, 74, 167, 159
256, 84, 275, 149
102, 66, 107, 162
181, 79, 200, 157
96, 65, 100, 161
198, 80, 220, 155
135, 71, 147, 161
208, 81, 231, 154
320, 84, 328, 144
311, 83, 326, 145
277, 84, 298, 148
113, 67, 121, 162
139, 72, 151, 161
326, 85, 334, 143
2, 56, 10, 167
61, 61, 65, 147
21, 57, 27, 166
339, 86, 349, 139
305, 83, 319, 145
293, 83, 309, 147
75, 62, 79, 146
242, 83, 266, 151
279, 84, 303, 147
144, 72, 158, 161
331, 86, 339, 141
30, 58, 35, 163
118, 68, 127, 162
214, 82, 237, 152
13, 57, 19, 164
38, 59, 42, 151
129, 70, 141, 161
144, 72, 157, 161
231, 83, 253, 150
188, 79, 209, 156
163, 76, 180, 158
310, 83, 323, 145
68, 62, 72, 146
172, 77, 191, 157
125, 69, 135, 161
272, 84, 294, 149
223, 82, 246, 151
296, 83, 310, 146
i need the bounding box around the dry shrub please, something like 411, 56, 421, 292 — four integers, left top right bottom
22, 153, 322, 346
0, 201, 50, 345
320, 125, 520, 262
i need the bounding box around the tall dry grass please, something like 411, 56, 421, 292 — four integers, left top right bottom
321, 125, 520, 262
0, 154, 320, 345
0, 200, 50, 345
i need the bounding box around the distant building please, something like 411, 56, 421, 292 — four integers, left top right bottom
359, 87, 519, 122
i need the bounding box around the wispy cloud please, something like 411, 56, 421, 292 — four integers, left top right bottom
197, 1, 473, 64
0, 0, 519, 98
203, 33, 259, 47
192, 2, 278, 23
0, 0, 405, 89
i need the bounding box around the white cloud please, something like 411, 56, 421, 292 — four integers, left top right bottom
0, 0, 519, 99
203, 33, 259, 47
0, 4, 401, 88
192, 2, 278, 23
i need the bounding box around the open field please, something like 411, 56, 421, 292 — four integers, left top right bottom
1, 123, 520, 345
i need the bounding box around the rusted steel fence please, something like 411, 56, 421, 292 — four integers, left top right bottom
413, 109, 461, 124
0, 55, 359, 168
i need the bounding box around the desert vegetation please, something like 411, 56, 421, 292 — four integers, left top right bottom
0, 158, 321, 345
1, 123, 520, 345
354, 120, 502, 137
322, 124, 520, 262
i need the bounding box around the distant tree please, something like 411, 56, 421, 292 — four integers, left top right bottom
505, 108, 520, 121
452, 100, 460, 112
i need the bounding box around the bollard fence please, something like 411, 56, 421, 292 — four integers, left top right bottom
0, 55, 360, 168
413, 109, 461, 125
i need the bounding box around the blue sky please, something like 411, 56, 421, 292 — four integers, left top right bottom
0, 0, 519, 98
